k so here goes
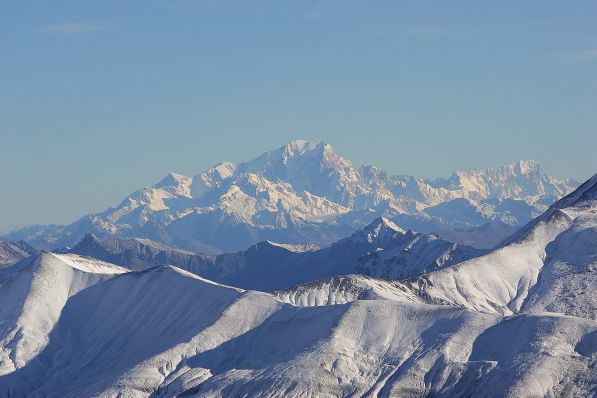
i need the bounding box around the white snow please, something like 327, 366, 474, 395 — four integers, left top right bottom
0, 262, 594, 397
1, 172, 596, 397
0, 253, 128, 375
0, 152, 592, 397
7, 141, 577, 253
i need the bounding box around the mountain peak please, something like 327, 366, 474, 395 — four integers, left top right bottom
76, 233, 101, 248
209, 162, 238, 179
348, 217, 405, 245
154, 172, 192, 197
511, 159, 540, 175
282, 140, 322, 155
155, 172, 191, 188
154, 173, 192, 188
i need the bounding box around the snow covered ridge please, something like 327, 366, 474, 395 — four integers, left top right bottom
0, 253, 128, 376
5, 140, 578, 253
0, 257, 595, 395
0, 175, 595, 396
281, 173, 597, 320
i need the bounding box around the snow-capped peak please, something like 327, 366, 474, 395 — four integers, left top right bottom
514, 159, 539, 175
6, 140, 579, 253
368, 217, 405, 234
210, 162, 238, 179
349, 217, 405, 244
153, 172, 192, 197
154, 172, 190, 188
281, 140, 322, 157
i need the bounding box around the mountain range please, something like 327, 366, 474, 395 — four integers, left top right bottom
0, 171, 595, 397
4, 140, 577, 253
67, 217, 485, 291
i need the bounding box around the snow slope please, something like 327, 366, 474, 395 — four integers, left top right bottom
0, 262, 594, 397
274, 274, 424, 306
0, 253, 127, 375
397, 173, 597, 319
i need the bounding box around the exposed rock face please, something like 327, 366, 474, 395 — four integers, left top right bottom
0, 239, 38, 266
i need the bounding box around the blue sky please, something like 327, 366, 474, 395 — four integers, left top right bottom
1, 1, 596, 230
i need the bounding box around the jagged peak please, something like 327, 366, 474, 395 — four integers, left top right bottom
512, 159, 539, 175
208, 162, 238, 179
264, 140, 346, 164
347, 217, 405, 245
69, 233, 104, 252
154, 172, 192, 189
451, 159, 542, 178
367, 217, 405, 233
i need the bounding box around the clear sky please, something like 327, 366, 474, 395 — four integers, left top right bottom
1, 1, 596, 231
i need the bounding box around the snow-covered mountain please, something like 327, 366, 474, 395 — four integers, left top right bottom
0, 246, 594, 396
0, 239, 37, 266
0, 253, 127, 376
0, 174, 595, 397
5, 140, 577, 253
281, 173, 597, 320
67, 217, 484, 291
396, 172, 597, 319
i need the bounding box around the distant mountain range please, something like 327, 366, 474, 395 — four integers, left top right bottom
5, 140, 578, 253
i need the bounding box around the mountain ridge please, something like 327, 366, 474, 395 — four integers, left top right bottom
5, 140, 578, 253
0, 173, 595, 397
66, 217, 485, 291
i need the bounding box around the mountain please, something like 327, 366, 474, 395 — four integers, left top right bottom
68, 217, 484, 291
0, 239, 37, 266
70, 233, 214, 272
5, 140, 578, 252
284, 173, 597, 321
0, 174, 595, 397
0, 253, 127, 375
428, 159, 574, 204
1, 260, 594, 396
398, 173, 597, 319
